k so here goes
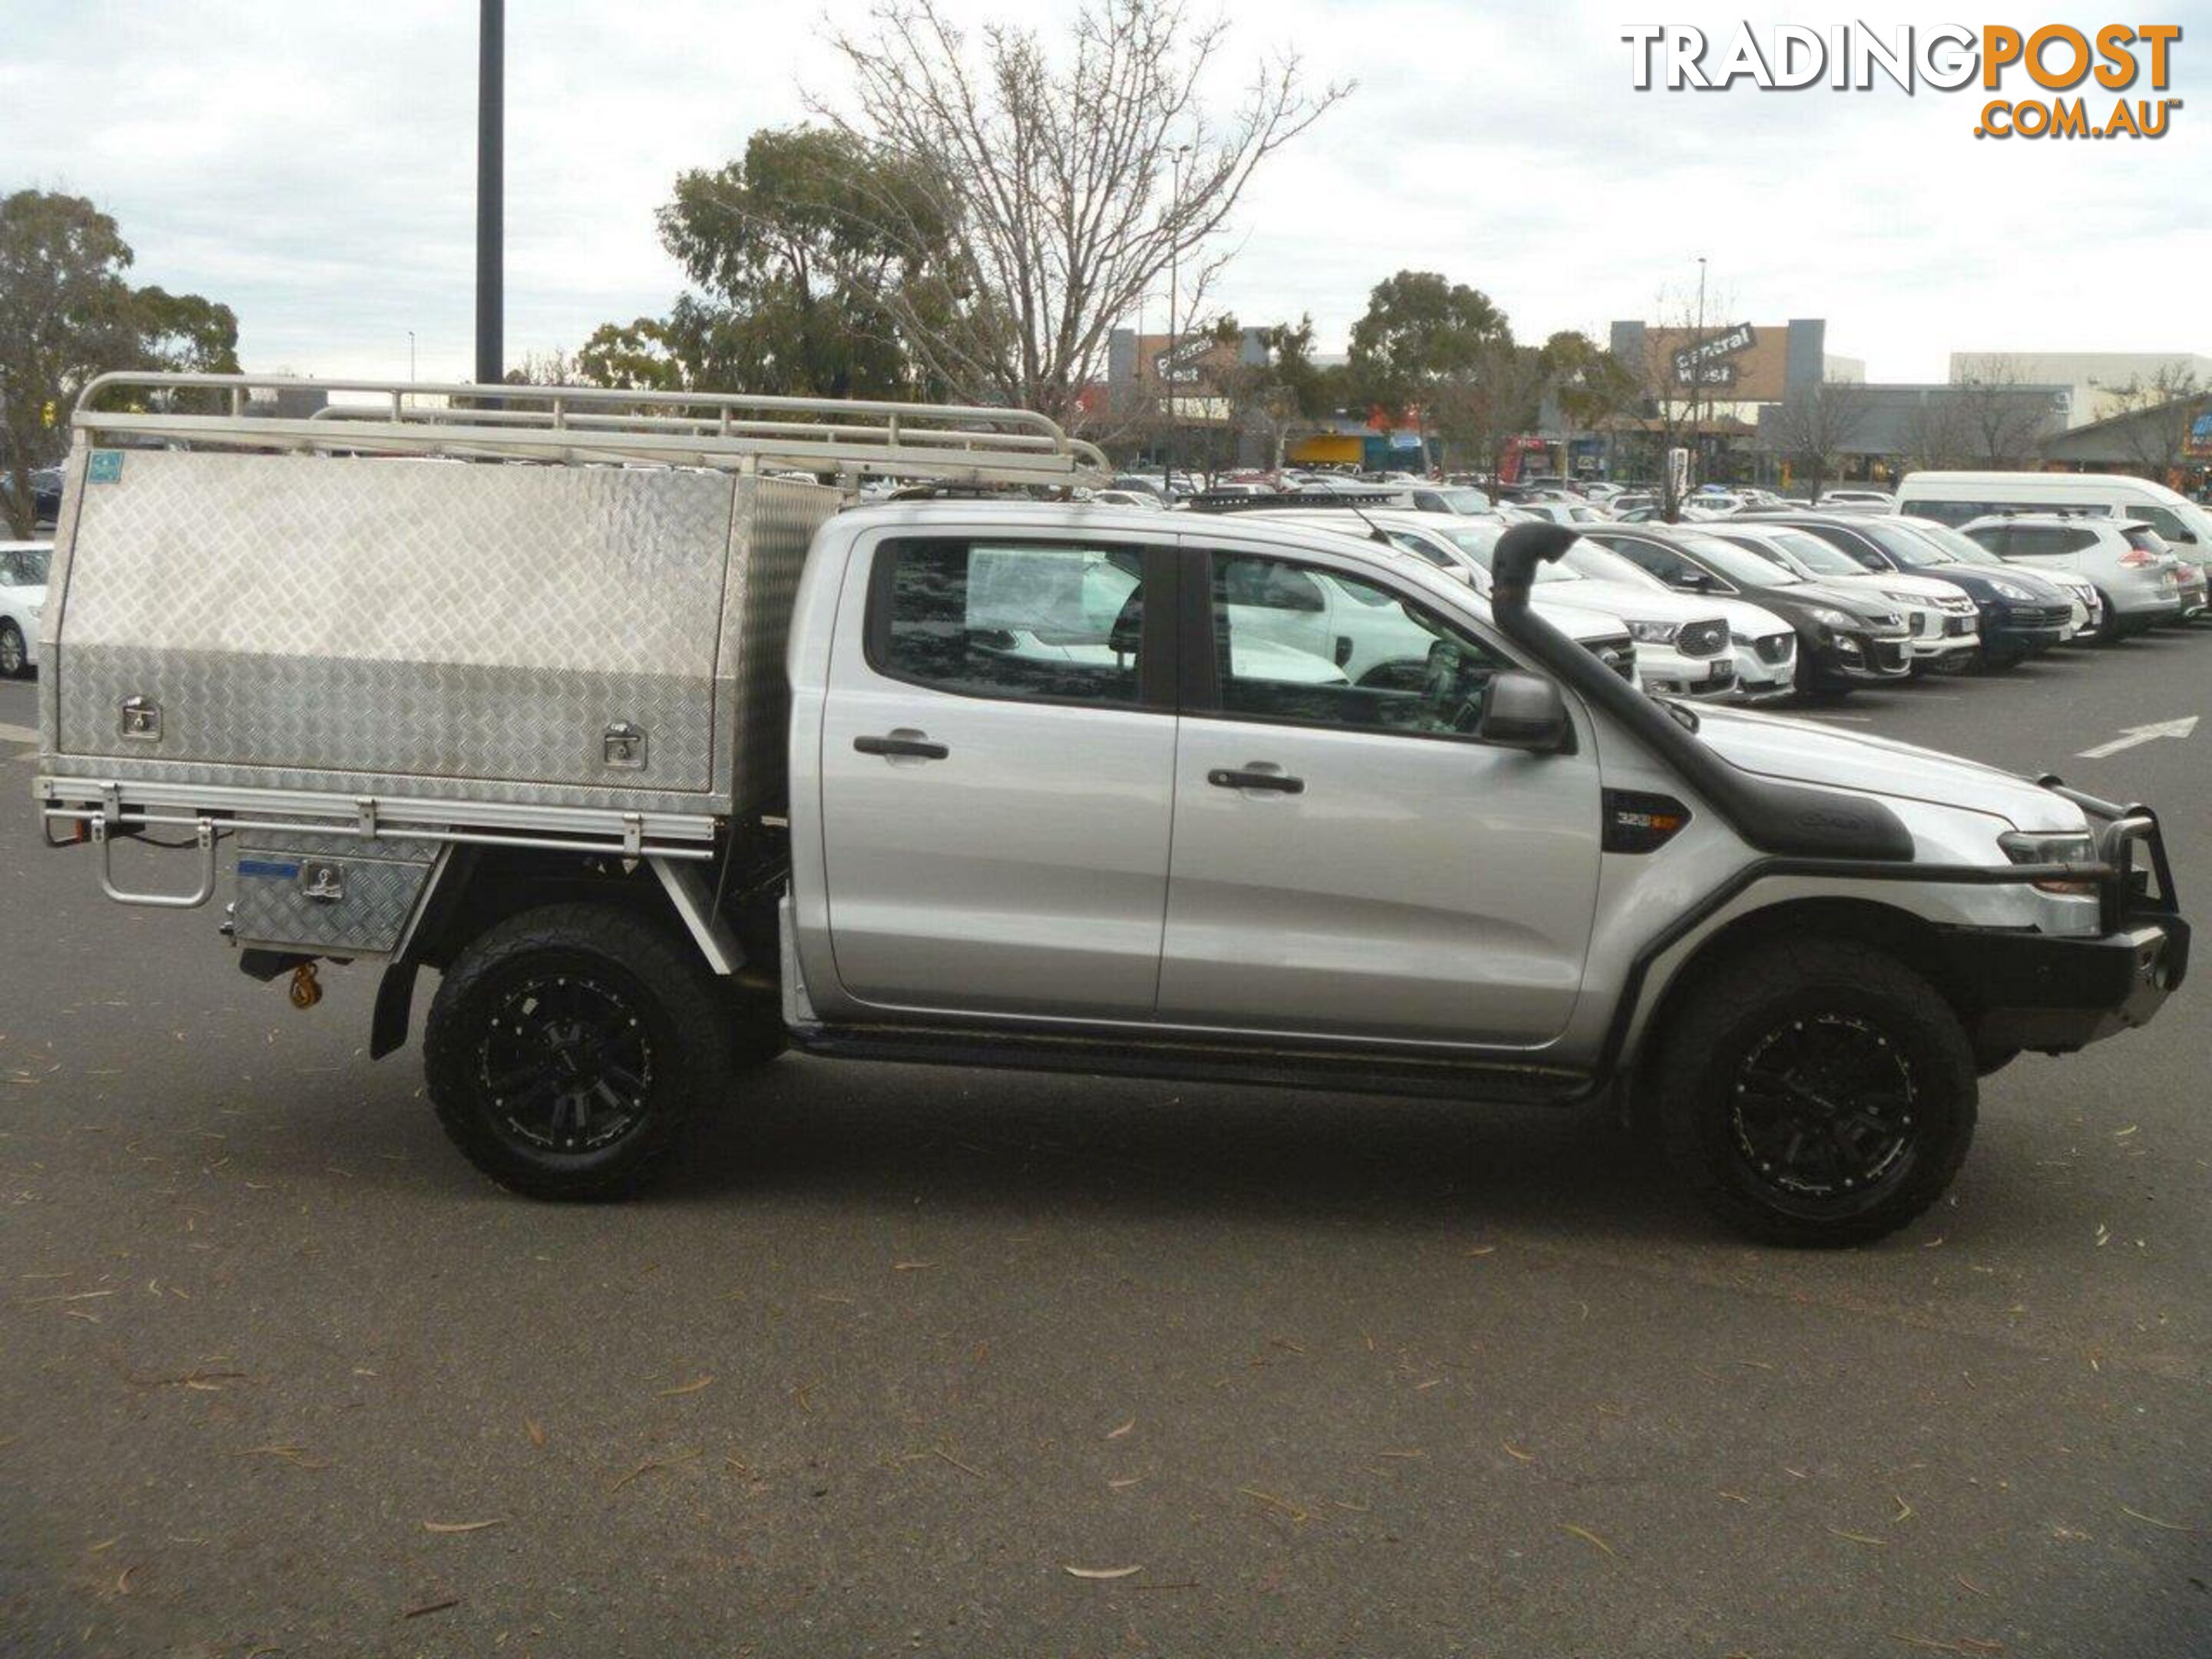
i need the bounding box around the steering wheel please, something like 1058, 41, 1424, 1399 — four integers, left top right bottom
1423, 641, 1487, 732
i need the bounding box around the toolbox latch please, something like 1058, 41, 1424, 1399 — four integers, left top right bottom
603, 721, 648, 770
119, 695, 161, 742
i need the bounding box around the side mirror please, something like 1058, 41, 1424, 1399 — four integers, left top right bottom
1477, 670, 1571, 753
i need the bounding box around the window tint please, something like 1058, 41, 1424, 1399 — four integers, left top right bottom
2135, 506, 2197, 545
1209, 552, 1510, 738
1962, 523, 2011, 556
1608, 537, 1710, 588
2123, 525, 2170, 556
2008, 525, 2071, 556
1902, 499, 1986, 528
873, 539, 1154, 706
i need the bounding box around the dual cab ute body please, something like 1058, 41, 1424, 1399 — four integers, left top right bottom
33, 376, 2188, 1245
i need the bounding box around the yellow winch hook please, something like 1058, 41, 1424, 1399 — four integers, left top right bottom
287, 962, 323, 1010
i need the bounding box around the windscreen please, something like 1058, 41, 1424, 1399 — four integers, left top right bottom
1675, 534, 1806, 587
1562, 542, 1666, 588
1753, 528, 1863, 578
1444, 524, 1578, 581
1852, 518, 1962, 568
1892, 518, 2002, 566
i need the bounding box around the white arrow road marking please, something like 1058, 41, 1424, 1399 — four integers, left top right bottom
2075, 716, 2199, 760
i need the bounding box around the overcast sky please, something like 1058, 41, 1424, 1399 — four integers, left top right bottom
3, 2, 2205, 386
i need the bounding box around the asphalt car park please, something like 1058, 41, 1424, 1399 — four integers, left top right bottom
2, 631, 2207, 1657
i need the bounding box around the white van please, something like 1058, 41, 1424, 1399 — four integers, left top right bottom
1896, 470, 2212, 565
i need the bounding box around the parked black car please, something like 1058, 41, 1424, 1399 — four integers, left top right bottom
1750, 515, 2076, 668
31, 468, 61, 525
1580, 523, 1912, 697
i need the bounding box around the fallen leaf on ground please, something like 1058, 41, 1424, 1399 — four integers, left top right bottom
402, 1597, 460, 1619
657, 1376, 714, 1397
607, 1449, 701, 1493
525, 1419, 547, 1448
2119, 1505, 2194, 1532
1063, 1564, 1142, 1580
1830, 1528, 1888, 1547
1502, 1442, 1536, 1464
1239, 1486, 1310, 1523
1561, 1525, 1614, 1557
422, 1519, 505, 1534
1105, 1419, 1135, 1439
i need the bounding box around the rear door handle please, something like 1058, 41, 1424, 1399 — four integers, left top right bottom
855, 732, 949, 760
1207, 767, 1304, 794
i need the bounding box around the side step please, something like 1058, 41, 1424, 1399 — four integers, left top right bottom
789, 1022, 1593, 1106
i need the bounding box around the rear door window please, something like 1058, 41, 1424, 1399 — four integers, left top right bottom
2134, 506, 2197, 545
868, 538, 1164, 707
2007, 525, 2071, 557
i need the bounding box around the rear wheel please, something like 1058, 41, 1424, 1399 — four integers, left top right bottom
1650, 939, 1977, 1247
0, 621, 26, 677
425, 903, 735, 1198
2091, 590, 2124, 644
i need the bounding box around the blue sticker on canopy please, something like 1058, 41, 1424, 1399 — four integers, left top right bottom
87, 450, 124, 484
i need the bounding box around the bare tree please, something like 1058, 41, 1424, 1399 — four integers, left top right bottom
2098, 360, 2207, 484
816, 0, 1350, 426
1952, 354, 2061, 469
1430, 339, 1551, 500
1616, 282, 1730, 520
1899, 392, 1975, 473
1764, 380, 1870, 503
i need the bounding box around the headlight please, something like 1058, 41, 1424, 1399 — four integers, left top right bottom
1802, 606, 1854, 628
1627, 620, 1679, 644
1988, 580, 2035, 601
2000, 830, 2098, 896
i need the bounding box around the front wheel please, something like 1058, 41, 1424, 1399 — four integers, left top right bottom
424, 903, 737, 1198
1649, 939, 1978, 1247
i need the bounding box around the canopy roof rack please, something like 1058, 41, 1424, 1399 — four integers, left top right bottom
72, 373, 1111, 491
1182, 489, 1413, 513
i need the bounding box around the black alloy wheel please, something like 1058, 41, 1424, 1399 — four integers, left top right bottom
1728, 1013, 1916, 1202
478, 972, 656, 1157
426, 903, 736, 1198
1651, 937, 1977, 1247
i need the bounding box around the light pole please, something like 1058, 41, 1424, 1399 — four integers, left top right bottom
407, 330, 416, 384
1690, 254, 1707, 493
475, 0, 504, 389
1164, 142, 1190, 493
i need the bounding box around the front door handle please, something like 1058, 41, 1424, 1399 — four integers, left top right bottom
855, 732, 950, 760
1207, 766, 1304, 794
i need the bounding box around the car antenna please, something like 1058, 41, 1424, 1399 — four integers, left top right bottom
1338, 495, 1395, 548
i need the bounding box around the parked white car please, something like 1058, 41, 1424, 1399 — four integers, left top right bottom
1889, 515, 2104, 641
1956, 515, 2190, 636
1553, 535, 1801, 700
1388, 516, 1776, 700
0, 541, 49, 677
1206, 511, 1643, 689
1897, 469, 2212, 567
1512, 500, 1615, 527
1704, 522, 1980, 671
